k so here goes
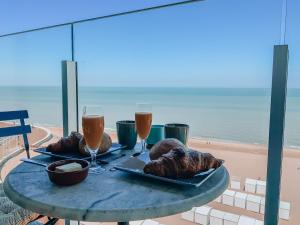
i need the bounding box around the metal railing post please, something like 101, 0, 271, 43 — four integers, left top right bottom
264, 45, 289, 225
61, 60, 79, 137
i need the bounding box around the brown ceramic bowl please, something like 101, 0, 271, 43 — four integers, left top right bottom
46, 159, 89, 186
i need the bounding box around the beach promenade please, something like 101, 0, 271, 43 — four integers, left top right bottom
1, 126, 298, 225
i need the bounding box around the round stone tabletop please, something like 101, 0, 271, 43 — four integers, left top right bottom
4, 151, 229, 222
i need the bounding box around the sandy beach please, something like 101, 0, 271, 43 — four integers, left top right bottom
1, 125, 298, 225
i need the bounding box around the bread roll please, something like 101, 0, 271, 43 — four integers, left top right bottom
78, 132, 112, 155
149, 138, 186, 160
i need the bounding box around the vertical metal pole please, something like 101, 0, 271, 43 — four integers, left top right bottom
61, 24, 78, 137
264, 45, 289, 225
280, 0, 287, 45
70, 23, 79, 133
71, 24, 75, 61
62, 60, 79, 137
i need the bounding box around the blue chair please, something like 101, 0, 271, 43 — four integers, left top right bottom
0, 110, 58, 225
0, 110, 31, 158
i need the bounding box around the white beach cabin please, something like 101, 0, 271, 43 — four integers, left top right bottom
246, 194, 261, 213
235, 192, 247, 209
222, 190, 236, 206
256, 180, 266, 195
238, 216, 256, 225
254, 220, 264, 225
210, 209, 225, 225
260, 197, 265, 214
245, 179, 257, 193
279, 201, 291, 220
230, 176, 241, 190
130, 221, 144, 225
141, 220, 161, 225
195, 206, 212, 225
181, 207, 196, 222
223, 212, 240, 225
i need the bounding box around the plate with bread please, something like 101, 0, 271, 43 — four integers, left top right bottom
114, 138, 224, 187
35, 131, 126, 160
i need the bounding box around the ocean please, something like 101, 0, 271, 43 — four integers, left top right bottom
1, 86, 300, 148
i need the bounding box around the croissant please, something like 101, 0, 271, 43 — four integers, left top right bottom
149, 138, 186, 160
46, 131, 82, 153
143, 147, 222, 179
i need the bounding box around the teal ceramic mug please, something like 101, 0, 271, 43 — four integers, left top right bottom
116, 120, 137, 150
146, 125, 165, 148
164, 123, 189, 146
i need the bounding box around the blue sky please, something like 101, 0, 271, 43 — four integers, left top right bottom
0, 0, 299, 88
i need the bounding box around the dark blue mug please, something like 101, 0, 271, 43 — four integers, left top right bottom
164, 123, 189, 146
116, 120, 137, 150
146, 125, 165, 148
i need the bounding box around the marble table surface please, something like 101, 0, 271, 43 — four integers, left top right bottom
4, 149, 229, 222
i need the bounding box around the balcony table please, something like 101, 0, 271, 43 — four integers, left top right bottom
3, 149, 229, 225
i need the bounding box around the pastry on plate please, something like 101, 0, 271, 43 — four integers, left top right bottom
149, 138, 186, 160
144, 147, 222, 179
46, 132, 82, 153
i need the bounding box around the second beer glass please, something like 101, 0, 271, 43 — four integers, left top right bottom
135, 103, 152, 153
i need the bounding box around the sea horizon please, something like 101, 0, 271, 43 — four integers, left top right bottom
1, 86, 299, 148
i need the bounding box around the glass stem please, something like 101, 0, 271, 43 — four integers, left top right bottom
90, 151, 97, 167
141, 139, 146, 152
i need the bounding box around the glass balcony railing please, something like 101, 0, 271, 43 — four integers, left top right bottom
0, 26, 71, 127
0, 0, 298, 225
281, 0, 300, 224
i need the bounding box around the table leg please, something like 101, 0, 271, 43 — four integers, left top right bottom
118, 222, 129, 225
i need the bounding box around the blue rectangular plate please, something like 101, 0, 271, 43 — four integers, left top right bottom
34, 143, 126, 160
114, 152, 224, 187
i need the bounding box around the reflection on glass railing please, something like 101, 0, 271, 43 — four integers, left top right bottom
0, 26, 71, 126
78, 87, 271, 144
